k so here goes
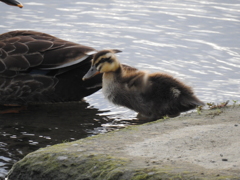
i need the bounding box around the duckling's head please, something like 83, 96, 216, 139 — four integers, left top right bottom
83, 49, 122, 80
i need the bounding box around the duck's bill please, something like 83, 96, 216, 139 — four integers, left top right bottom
82, 66, 100, 81
17, 3, 23, 8
6, 0, 23, 8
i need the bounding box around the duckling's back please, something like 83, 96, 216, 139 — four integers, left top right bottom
146, 73, 204, 117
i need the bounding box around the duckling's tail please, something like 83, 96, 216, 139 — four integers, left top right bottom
179, 95, 205, 112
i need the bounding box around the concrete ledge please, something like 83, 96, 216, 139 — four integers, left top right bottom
7, 105, 240, 180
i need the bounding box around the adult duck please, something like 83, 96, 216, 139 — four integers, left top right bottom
83, 50, 205, 120
0, 30, 102, 109
0, 0, 23, 8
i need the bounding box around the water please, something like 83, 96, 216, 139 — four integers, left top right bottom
0, 0, 240, 178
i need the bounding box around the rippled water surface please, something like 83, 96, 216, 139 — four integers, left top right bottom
0, 0, 240, 178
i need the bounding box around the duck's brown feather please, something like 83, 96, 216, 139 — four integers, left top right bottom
0, 30, 96, 74
0, 30, 102, 105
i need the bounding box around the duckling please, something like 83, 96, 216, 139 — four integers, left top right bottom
0, 30, 102, 109
83, 50, 205, 120
0, 0, 23, 8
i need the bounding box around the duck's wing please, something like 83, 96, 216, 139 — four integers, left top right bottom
0, 30, 97, 77
120, 64, 148, 90
122, 64, 138, 71
0, 0, 23, 8
0, 74, 58, 105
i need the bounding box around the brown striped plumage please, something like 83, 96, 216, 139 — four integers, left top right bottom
83, 49, 205, 120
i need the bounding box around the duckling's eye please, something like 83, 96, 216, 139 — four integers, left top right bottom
101, 57, 113, 63
96, 64, 102, 71
95, 57, 113, 67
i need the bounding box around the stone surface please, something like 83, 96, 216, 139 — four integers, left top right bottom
7, 105, 240, 180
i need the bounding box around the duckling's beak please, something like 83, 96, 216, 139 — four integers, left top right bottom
82, 66, 100, 81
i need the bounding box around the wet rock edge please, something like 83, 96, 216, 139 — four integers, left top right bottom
7, 105, 240, 180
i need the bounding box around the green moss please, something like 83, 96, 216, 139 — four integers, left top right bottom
130, 168, 192, 180
105, 169, 124, 180
9, 150, 240, 180
131, 168, 184, 180
128, 167, 240, 180
9, 153, 129, 180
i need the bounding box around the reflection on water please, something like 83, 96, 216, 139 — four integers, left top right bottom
0, 102, 134, 179
0, 0, 240, 178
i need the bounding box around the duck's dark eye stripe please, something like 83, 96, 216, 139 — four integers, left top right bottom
95, 57, 112, 67
95, 62, 101, 68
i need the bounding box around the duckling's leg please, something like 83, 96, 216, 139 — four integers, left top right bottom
0, 104, 27, 114
167, 112, 180, 118
136, 113, 160, 121
137, 112, 181, 121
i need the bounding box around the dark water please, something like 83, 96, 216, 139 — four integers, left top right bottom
0, 0, 240, 178
0, 102, 134, 178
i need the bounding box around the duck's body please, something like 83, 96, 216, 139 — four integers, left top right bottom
0, 30, 102, 105
83, 50, 204, 120
0, 0, 23, 8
